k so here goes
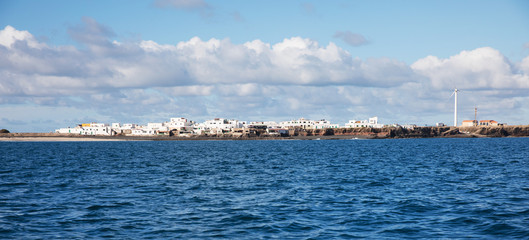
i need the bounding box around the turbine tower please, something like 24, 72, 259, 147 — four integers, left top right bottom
450, 88, 459, 126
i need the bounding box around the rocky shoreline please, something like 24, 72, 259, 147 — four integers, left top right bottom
1, 125, 529, 141
282, 125, 529, 139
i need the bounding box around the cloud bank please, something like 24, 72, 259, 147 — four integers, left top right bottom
1, 20, 529, 131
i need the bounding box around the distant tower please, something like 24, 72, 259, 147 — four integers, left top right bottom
474, 107, 477, 122
450, 88, 459, 127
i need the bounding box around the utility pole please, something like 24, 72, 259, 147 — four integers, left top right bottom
453, 88, 459, 127
474, 107, 478, 126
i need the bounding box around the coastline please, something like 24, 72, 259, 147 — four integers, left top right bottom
1, 125, 528, 142
0, 134, 365, 142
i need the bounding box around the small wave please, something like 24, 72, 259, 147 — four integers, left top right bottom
508, 197, 528, 202
0, 182, 28, 187
0, 227, 16, 234
283, 221, 319, 232
480, 223, 529, 238
443, 216, 480, 225
120, 225, 137, 230
146, 228, 192, 235
0, 170, 13, 174
75, 217, 119, 224
380, 226, 422, 235
364, 180, 390, 187
86, 202, 133, 210
394, 199, 440, 214
244, 224, 281, 235
96, 227, 117, 232
218, 212, 264, 226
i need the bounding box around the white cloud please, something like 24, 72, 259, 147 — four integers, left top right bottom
162, 85, 214, 96
412, 47, 529, 90
0, 25, 45, 49
521, 55, 529, 73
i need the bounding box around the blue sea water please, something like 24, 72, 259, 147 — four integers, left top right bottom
1, 138, 529, 239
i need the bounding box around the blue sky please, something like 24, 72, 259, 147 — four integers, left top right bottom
3, 1, 528, 62
1, 0, 529, 132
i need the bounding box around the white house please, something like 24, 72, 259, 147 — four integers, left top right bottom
110, 123, 137, 135
279, 118, 339, 129
280, 118, 315, 129
204, 118, 231, 131
55, 126, 83, 134
248, 121, 281, 129
345, 117, 384, 128
165, 117, 194, 132
131, 127, 156, 136
147, 122, 164, 130
192, 118, 245, 134
121, 123, 137, 129
55, 123, 112, 136
314, 119, 339, 129
128, 122, 168, 136
192, 122, 206, 135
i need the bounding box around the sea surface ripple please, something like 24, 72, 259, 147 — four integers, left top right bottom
1, 138, 529, 239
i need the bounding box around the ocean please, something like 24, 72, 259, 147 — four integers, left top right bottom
1, 138, 529, 239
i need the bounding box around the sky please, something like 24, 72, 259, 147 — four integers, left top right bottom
1, 0, 529, 132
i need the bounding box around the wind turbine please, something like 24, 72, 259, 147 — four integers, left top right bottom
450, 88, 459, 126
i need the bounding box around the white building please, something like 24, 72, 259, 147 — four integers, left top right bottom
193, 118, 246, 134
55, 126, 83, 134
248, 121, 281, 129
147, 122, 164, 129
345, 117, 384, 128
131, 128, 156, 136
111, 123, 137, 135
279, 118, 339, 129
128, 118, 194, 136
165, 117, 193, 132
280, 118, 315, 129
121, 123, 137, 129
55, 123, 112, 136
314, 119, 339, 129
128, 122, 167, 136
204, 118, 231, 131
401, 124, 417, 129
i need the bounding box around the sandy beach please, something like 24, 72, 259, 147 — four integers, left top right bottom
0, 137, 130, 142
